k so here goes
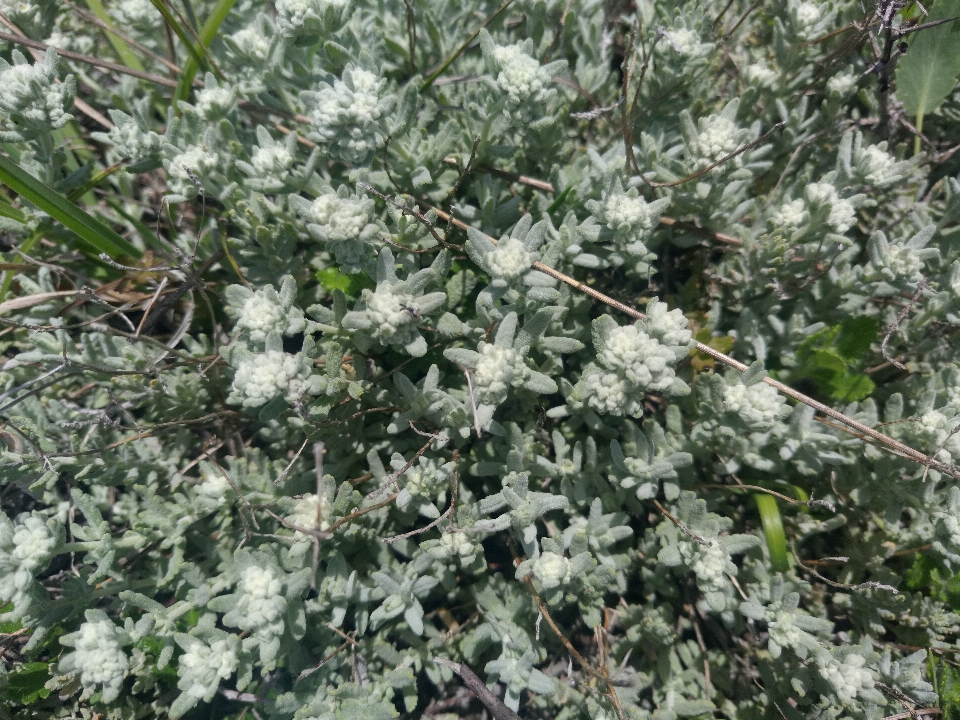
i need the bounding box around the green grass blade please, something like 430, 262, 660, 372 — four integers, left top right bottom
0, 154, 140, 259
149, 0, 211, 78
754, 493, 790, 573
82, 0, 146, 72
173, 0, 237, 104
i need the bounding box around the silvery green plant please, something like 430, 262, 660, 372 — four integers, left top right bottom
4, 1, 960, 719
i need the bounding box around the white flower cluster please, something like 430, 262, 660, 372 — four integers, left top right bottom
229, 25, 272, 64
604, 192, 657, 236
804, 182, 856, 233
679, 541, 728, 595
473, 343, 531, 405
58, 613, 129, 703
818, 651, 876, 705
666, 27, 713, 59
359, 285, 421, 348
691, 113, 740, 166
251, 144, 293, 182
579, 306, 691, 417
425, 532, 476, 560
767, 613, 803, 653
600, 326, 678, 389
722, 380, 790, 431
237, 294, 285, 343
794, 2, 820, 28
915, 410, 960, 464
742, 62, 777, 88
853, 141, 899, 187
195, 467, 232, 507
530, 551, 571, 589
826, 72, 857, 97
643, 299, 694, 356
0, 511, 59, 615
233, 284, 305, 343
307, 67, 388, 163
177, 637, 239, 700
228, 350, 313, 407
109, 0, 161, 27
770, 198, 809, 230
0, 50, 74, 137
492, 43, 552, 106
103, 113, 163, 162
485, 237, 537, 280
193, 83, 237, 121
286, 493, 329, 537
166, 145, 218, 198
234, 565, 287, 636
276, 0, 350, 38
308, 192, 375, 242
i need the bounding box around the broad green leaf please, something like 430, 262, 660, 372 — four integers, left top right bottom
834, 316, 879, 362
754, 493, 789, 573
6, 662, 52, 705
895, 0, 960, 152
0, 154, 140, 259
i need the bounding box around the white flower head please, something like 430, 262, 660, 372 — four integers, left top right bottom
681, 541, 729, 594
228, 350, 313, 407
818, 651, 876, 705
533, 551, 570, 589
109, 0, 161, 27
666, 27, 713, 58
166, 145, 218, 198
604, 192, 655, 234
493, 44, 551, 105
0, 50, 74, 136
600, 326, 678, 392
306, 66, 388, 163
307, 191, 375, 242
195, 467, 232, 506
854, 142, 897, 186
581, 367, 636, 416
0, 511, 60, 614
57, 612, 130, 703
177, 636, 239, 701
193, 82, 237, 120
827, 73, 857, 97
237, 295, 285, 343
251, 144, 293, 181
362, 285, 420, 345
771, 198, 809, 230
235, 565, 287, 636
276, 0, 350, 38
742, 62, 777, 88
229, 25, 272, 63
485, 236, 537, 281
285, 493, 330, 537
474, 343, 530, 405
723, 380, 790, 431
692, 113, 740, 164
804, 182, 856, 233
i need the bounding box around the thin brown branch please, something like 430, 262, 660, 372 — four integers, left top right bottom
523, 579, 627, 719
652, 499, 712, 547
433, 658, 521, 720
